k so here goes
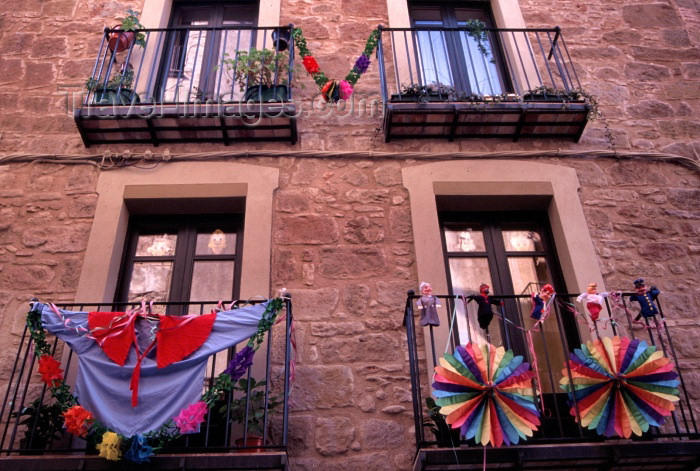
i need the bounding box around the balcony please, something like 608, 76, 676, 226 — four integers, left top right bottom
403, 291, 700, 470
0, 298, 293, 470
377, 26, 592, 142
75, 26, 298, 147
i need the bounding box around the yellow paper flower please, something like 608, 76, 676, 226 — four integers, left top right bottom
97, 431, 122, 461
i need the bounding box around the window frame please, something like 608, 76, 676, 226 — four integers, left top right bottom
116, 214, 244, 307
408, 1, 512, 94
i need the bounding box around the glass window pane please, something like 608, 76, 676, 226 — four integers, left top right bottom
196, 229, 236, 255
127, 261, 173, 302
135, 234, 177, 256
457, 28, 502, 95
444, 223, 485, 252
507, 256, 550, 294
415, 26, 454, 87
189, 260, 234, 302
448, 257, 502, 347
502, 229, 543, 252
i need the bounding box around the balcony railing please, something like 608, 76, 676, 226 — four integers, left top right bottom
75, 25, 298, 146
377, 26, 591, 142
404, 291, 699, 469
0, 298, 293, 470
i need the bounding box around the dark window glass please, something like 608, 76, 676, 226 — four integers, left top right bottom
117, 214, 243, 314
409, 2, 510, 95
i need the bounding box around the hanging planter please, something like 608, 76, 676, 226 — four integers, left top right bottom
271, 27, 291, 52
108, 28, 136, 53
107, 10, 146, 53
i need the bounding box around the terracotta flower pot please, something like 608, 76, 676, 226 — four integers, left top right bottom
108, 29, 135, 53
234, 435, 264, 453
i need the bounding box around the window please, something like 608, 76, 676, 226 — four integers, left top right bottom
157, 1, 258, 102
116, 214, 243, 314
409, 2, 509, 95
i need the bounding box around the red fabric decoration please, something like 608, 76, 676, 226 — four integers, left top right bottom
88, 311, 136, 366
38, 355, 63, 387
302, 56, 320, 74
87, 311, 217, 407
63, 405, 94, 437
156, 313, 217, 368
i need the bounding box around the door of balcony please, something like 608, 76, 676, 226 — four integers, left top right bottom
116, 214, 243, 315
410, 3, 509, 96
157, 1, 258, 102
439, 212, 579, 389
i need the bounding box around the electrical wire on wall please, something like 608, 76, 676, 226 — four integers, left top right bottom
0, 149, 698, 173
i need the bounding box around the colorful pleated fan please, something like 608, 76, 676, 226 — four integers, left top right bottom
432, 343, 540, 447
560, 336, 680, 438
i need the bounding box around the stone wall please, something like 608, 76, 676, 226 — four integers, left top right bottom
0, 0, 698, 470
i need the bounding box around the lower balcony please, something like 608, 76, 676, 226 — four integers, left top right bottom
75, 26, 298, 147
0, 298, 293, 470
378, 27, 593, 142
403, 291, 700, 470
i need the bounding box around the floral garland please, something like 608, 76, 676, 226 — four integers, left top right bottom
292, 27, 379, 102
26, 298, 284, 463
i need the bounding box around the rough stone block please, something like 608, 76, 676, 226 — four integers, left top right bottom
289, 365, 354, 411
362, 419, 406, 449
273, 248, 298, 284
292, 287, 340, 321
388, 206, 413, 243
0, 264, 55, 289
342, 284, 371, 314
638, 242, 687, 260
318, 247, 386, 279
373, 163, 402, 187
343, 216, 384, 244
318, 333, 401, 362
315, 416, 354, 456
276, 189, 314, 213
275, 215, 339, 245
622, 4, 683, 29
667, 189, 700, 211
626, 100, 675, 118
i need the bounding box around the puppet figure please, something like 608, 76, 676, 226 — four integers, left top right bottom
467, 283, 502, 330
531, 284, 555, 321
576, 282, 608, 321
629, 278, 661, 319
417, 282, 441, 326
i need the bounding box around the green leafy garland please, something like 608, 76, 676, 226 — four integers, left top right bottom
25, 298, 284, 462
292, 28, 379, 101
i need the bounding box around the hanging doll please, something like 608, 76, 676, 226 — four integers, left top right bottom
466, 283, 502, 330
530, 284, 555, 321
629, 278, 661, 320
417, 282, 441, 326
576, 282, 608, 321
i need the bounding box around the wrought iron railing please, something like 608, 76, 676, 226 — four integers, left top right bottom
404, 290, 698, 449
83, 25, 295, 106
0, 297, 293, 456
378, 26, 583, 103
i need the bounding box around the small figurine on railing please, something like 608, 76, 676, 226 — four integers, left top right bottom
417, 282, 441, 326
466, 283, 502, 330
530, 284, 555, 321
576, 282, 608, 321
629, 278, 661, 320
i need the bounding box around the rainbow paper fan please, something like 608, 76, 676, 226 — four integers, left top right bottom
432, 343, 540, 447
560, 336, 680, 438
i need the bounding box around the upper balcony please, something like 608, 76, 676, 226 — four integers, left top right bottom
75, 26, 298, 147
0, 298, 293, 470
404, 291, 700, 470
377, 26, 593, 142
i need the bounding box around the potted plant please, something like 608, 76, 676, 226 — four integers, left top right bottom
85, 63, 140, 105
422, 397, 461, 447
16, 399, 64, 454
223, 48, 292, 102
225, 377, 282, 451
108, 9, 146, 53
